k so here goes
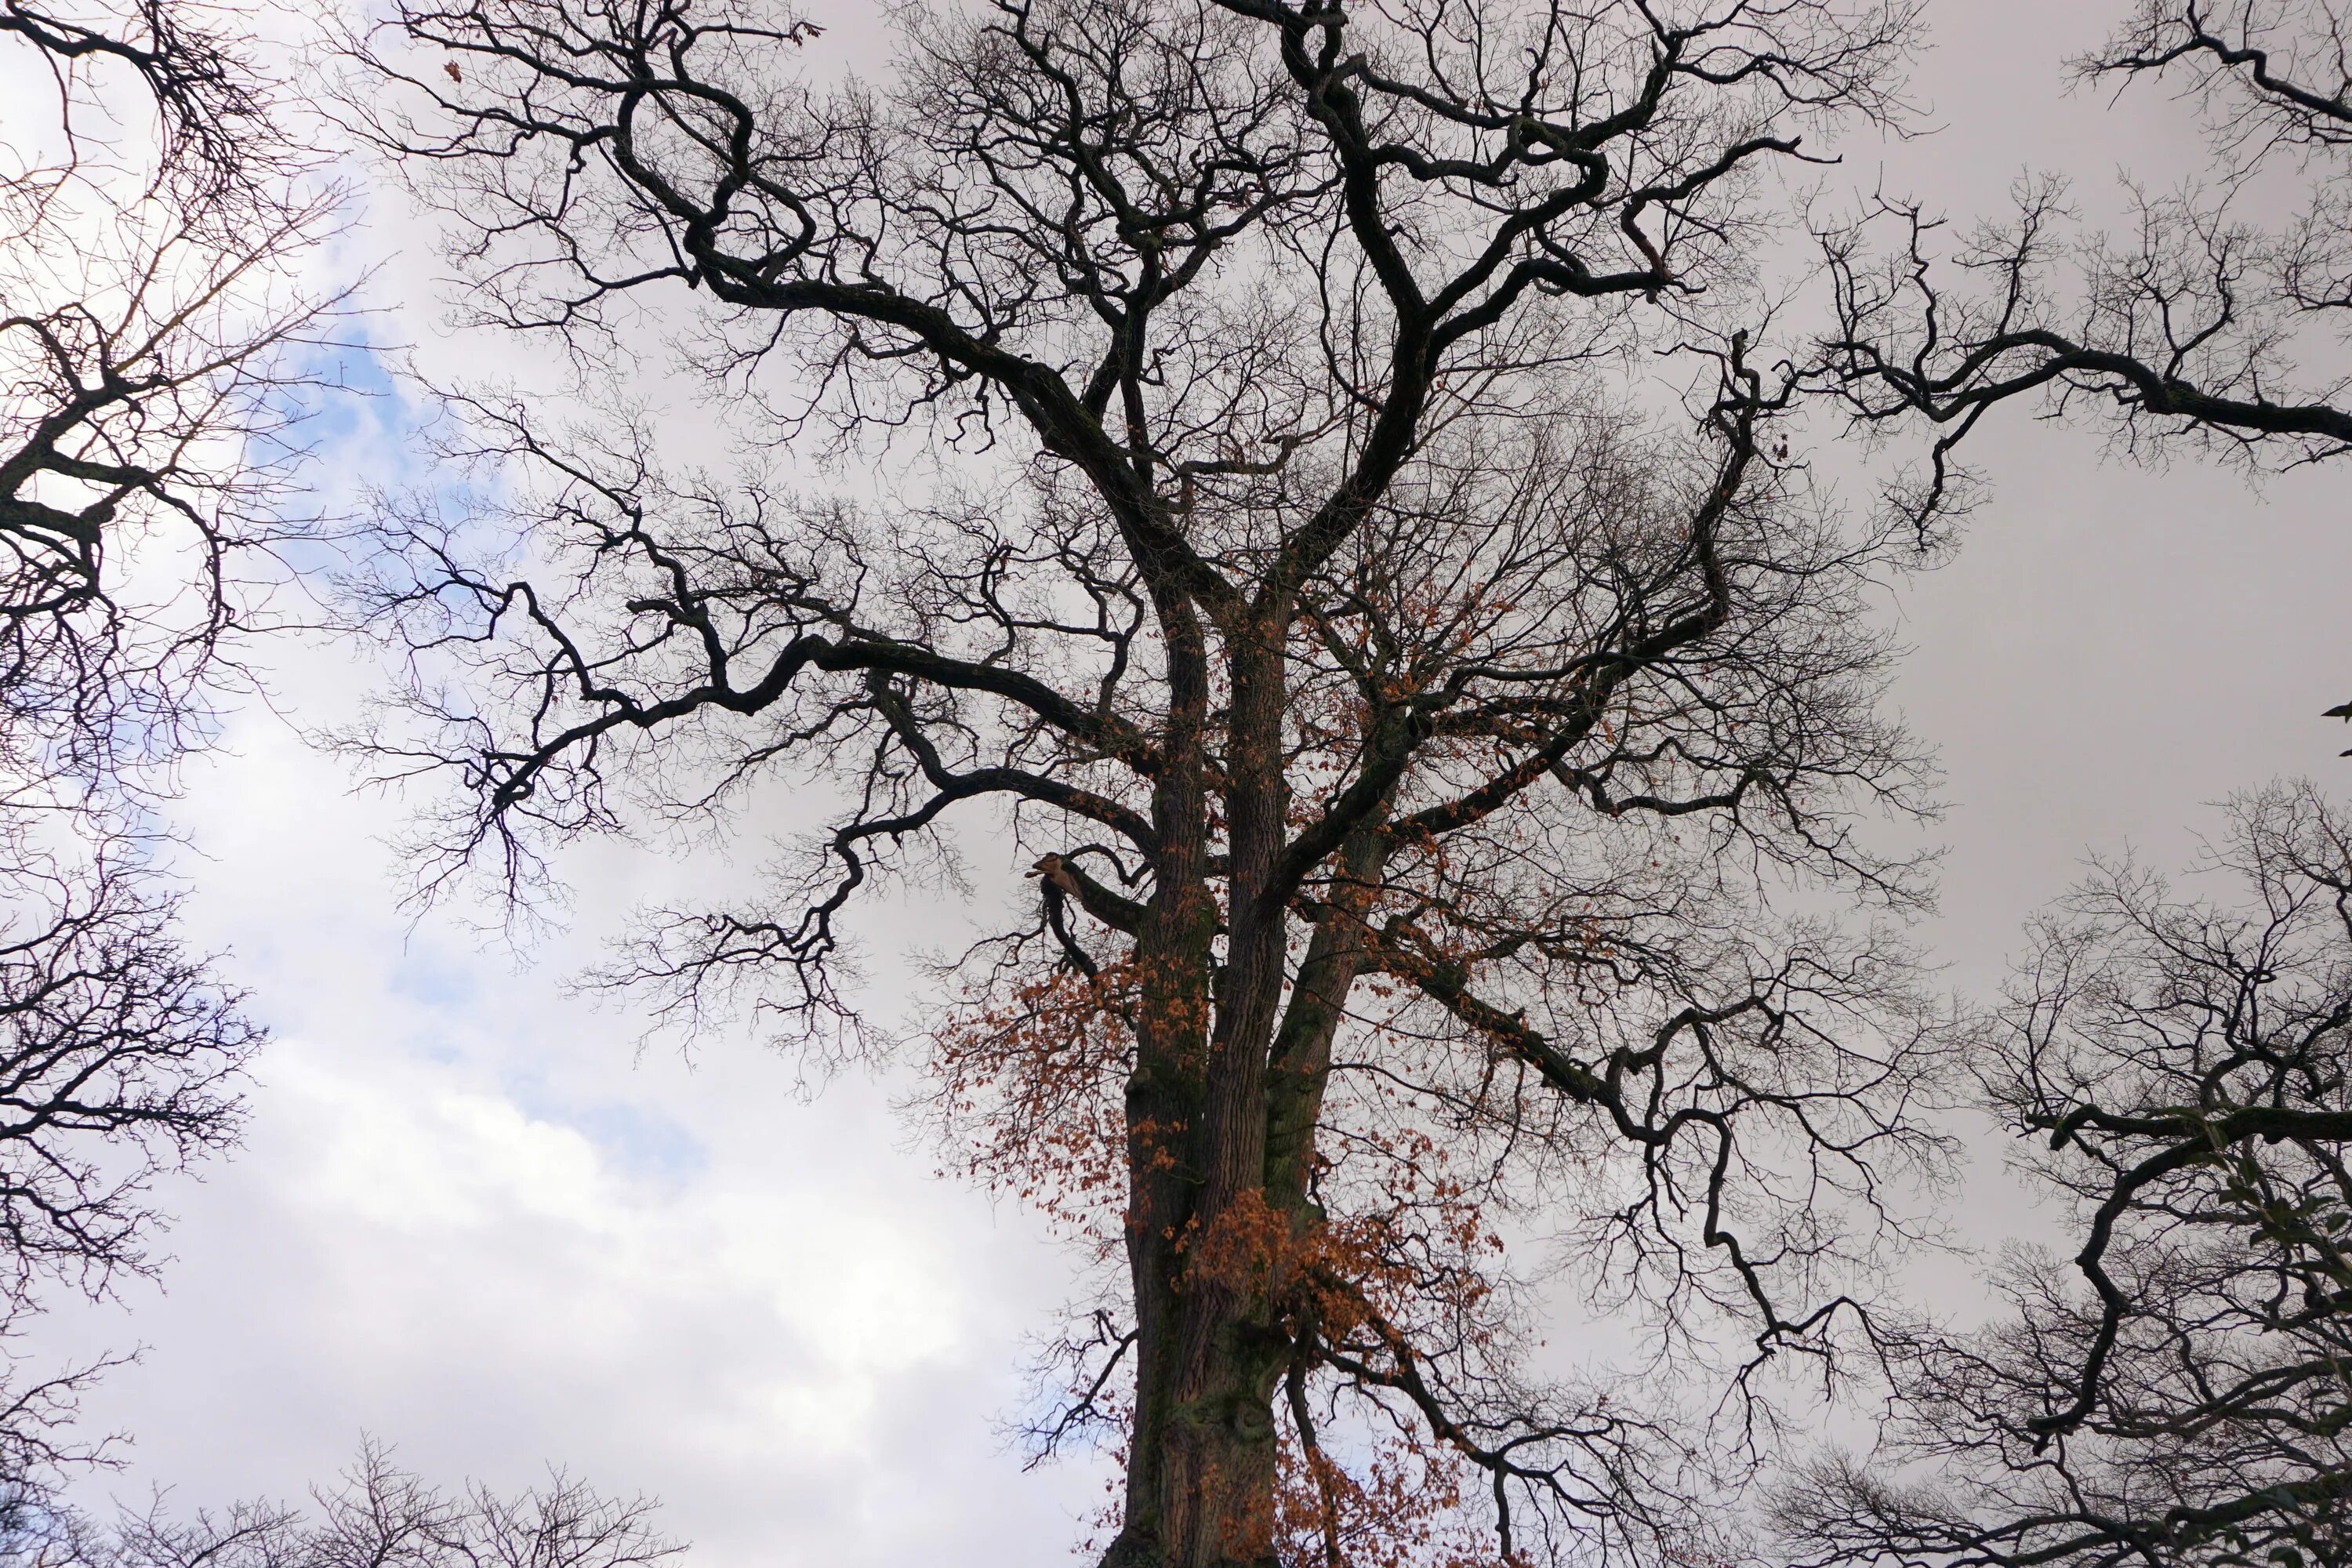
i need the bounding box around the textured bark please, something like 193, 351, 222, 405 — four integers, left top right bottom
1116, 618, 1301, 1568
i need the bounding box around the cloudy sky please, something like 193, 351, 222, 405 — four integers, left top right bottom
27, 2, 2352, 1564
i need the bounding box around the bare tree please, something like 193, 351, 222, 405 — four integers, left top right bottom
0, 835, 256, 1294
0, 1442, 681, 1568
339, 3, 1973, 1563
1, 0, 278, 214
1810, 0, 2352, 735
2, 1, 340, 802
0, 0, 339, 1502
1778, 782, 2352, 1568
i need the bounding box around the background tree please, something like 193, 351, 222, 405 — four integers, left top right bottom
1811, 0, 2352, 737
0, 0, 336, 1504
343, 3, 1964, 1564
2, 0, 336, 800
1779, 782, 2352, 1568
0, 1442, 680, 1568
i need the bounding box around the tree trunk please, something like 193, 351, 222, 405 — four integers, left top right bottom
1111, 902, 1297, 1568
1108, 1214, 1294, 1568
1106, 626, 1306, 1568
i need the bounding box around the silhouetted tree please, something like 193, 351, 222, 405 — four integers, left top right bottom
1813, 0, 2352, 737
2, 0, 337, 799
0, 0, 336, 1499
343, 3, 1965, 1563
0, 840, 256, 1293
0, 1443, 680, 1568
1781, 782, 2352, 1568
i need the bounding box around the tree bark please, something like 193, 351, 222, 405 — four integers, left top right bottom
1107, 621, 1305, 1568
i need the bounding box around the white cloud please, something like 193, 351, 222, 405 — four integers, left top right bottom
29, 662, 1110, 1565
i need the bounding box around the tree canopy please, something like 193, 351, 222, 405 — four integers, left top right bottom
336, 2, 1975, 1563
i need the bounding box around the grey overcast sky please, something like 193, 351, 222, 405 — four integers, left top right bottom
28, 2, 2352, 1564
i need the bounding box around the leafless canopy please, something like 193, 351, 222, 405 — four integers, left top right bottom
0, 1443, 681, 1568
1, 0, 278, 213
1, 0, 340, 802
1781, 783, 2352, 1568
0, 840, 256, 1298
0, 0, 337, 1504
342, 2, 1965, 1563
1813, 2, 2352, 629
1779, 15, 2352, 1552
